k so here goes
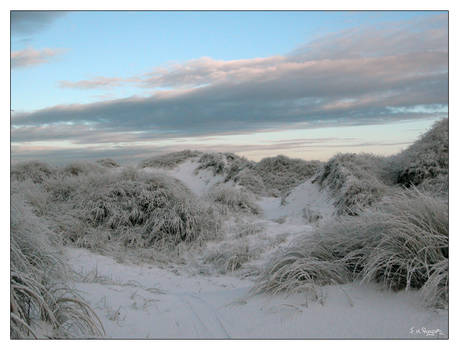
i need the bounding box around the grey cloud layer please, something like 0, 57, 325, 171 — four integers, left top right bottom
11, 48, 67, 68
12, 14, 448, 160
11, 11, 66, 35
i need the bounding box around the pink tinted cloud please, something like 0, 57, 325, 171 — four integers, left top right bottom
59, 76, 141, 89
11, 48, 67, 68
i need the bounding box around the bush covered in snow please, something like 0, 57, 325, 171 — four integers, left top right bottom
139, 150, 202, 169
313, 153, 390, 215
394, 118, 448, 191
255, 189, 448, 308
10, 192, 104, 339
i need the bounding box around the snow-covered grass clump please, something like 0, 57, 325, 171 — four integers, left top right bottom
255, 189, 448, 308
255, 155, 321, 197
196, 152, 265, 193
10, 191, 104, 339
11, 161, 58, 184
197, 152, 254, 177
313, 153, 390, 215
139, 150, 202, 169
207, 185, 262, 216
47, 169, 221, 251
61, 161, 108, 177
197, 152, 321, 197
393, 118, 448, 194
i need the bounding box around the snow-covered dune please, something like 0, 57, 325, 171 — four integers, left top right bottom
60, 160, 447, 339
67, 247, 448, 339
11, 134, 448, 338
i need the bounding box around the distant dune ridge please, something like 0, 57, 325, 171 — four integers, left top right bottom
10, 118, 448, 338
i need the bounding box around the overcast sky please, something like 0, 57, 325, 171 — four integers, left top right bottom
11, 11, 448, 164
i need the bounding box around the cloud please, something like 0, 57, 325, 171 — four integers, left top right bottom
290, 13, 447, 60
12, 13, 448, 162
59, 77, 134, 89
11, 48, 67, 68
11, 11, 66, 35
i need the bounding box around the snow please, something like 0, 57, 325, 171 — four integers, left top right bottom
142, 159, 225, 197
67, 247, 448, 339
62, 163, 448, 339
257, 180, 335, 224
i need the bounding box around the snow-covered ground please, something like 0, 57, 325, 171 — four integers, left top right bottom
67, 248, 447, 339
64, 160, 448, 339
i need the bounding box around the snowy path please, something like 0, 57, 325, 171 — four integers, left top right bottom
67, 248, 448, 339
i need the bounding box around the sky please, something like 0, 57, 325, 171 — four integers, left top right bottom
10, 10, 448, 164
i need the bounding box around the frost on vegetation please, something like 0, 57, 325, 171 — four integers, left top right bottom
207, 185, 262, 216
96, 158, 120, 168
11, 161, 58, 184
196, 152, 321, 197
204, 240, 254, 274
255, 189, 448, 308
394, 118, 448, 194
61, 161, 108, 177
139, 150, 202, 169
203, 224, 264, 274
313, 153, 390, 215
10, 195, 104, 339
53, 170, 221, 250
255, 155, 321, 197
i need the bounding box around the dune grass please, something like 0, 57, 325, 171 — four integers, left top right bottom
255, 155, 321, 197
43, 168, 222, 251
254, 189, 448, 308
140, 150, 202, 169
206, 184, 262, 216
395, 118, 448, 188
313, 153, 390, 215
11, 161, 58, 184
10, 194, 104, 339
